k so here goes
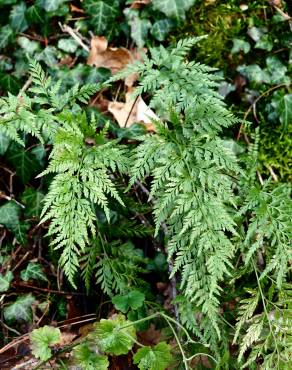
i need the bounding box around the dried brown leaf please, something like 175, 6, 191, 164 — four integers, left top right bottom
130, 0, 151, 9
108, 91, 157, 130
87, 36, 145, 86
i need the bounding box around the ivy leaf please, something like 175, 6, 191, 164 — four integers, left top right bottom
0, 73, 21, 94
37, 0, 65, 12
237, 64, 269, 84
26, 5, 44, 24
0, 201, 29, 244
18, 37, 40, 54
4, 294, 36, 322
30, 326, 61, 361
6, 143, 41, 183
85, 0, 120, 34
265, 56, 289, 85
151, 19, 174, 42
272, 93, 292, 131
124, 9, 151, 48
73, 343, 109, 370
57, 38, 78, 53
0, 271, 13, 292
231, 39, 250, 54
133, 342, 172, 370
9, 2, 28, 33
0, 201, 21, 230
21, 188, 45, 218
255, 34, 273, 51
20, 262, 48, 282
0, 25, 14, 51
35, 46, 58, 68
152, 0, 195, 20
93, 314, 136, 355
0, 131, 10, 155
112, 290, 145, 313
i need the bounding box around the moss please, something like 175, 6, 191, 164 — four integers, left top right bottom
258, 124, 292, 182
169, 1, 245, 70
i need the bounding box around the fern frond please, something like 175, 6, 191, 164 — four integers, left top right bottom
40, 110, 128, 285
128, 40, 241, 337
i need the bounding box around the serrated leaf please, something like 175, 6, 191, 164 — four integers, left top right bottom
30, 326, 61, 361
6, 143, 41, 183
151, 19, 174, 42
10, 2, 28, 32
152, 0, 195, 20
0, 25, 14, 51
0, 131, 10, 155
112, 290, 145, 313
21, 188, 45, 218
93, 314, 136, 355
85, 0, 120, 34
20, 262, 47, 282
73, 343, 109, 370
4, 294, 36, 322
133, 342, 172, 370
0, 271, 13, 292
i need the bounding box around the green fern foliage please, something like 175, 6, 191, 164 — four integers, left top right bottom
124, 38, 241, 336
40, 112, 128, 286
240, 183, 292, 288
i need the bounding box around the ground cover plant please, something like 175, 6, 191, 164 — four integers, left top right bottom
0, 1, 291, 369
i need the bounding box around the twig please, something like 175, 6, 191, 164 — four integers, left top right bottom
57, 316, 96, 329
124, 95, 139, 127
12, 251, 30, 272
0, 320, 21, 336
59, 23, 90, 53
13, 282, 86, 296
237, 83, 290, 140
18, 78, 32, 97
257, 171, 264, 186
267, 166, 278, 182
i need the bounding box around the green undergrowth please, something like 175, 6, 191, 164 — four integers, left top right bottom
171, 0, 292, 181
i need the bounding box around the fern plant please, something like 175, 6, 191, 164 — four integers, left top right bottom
113, 38, 292, 366
114, 38, 241, 338
0, 61, 130, 287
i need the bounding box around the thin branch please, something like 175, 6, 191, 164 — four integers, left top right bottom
59, 23, 90, 53
237, 83, 290, 140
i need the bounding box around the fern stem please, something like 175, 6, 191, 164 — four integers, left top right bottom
252, 260, 280, 368
163, 316, 189, 370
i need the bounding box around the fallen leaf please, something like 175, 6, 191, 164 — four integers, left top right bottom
87, 36, 145, 86
87, 36, 132, 74
90, 92, 111, 112
130, 0, 151, 9
59, 331, 77, 346
138, 324, 161, 346
108, 90, 158, 130
70, 4, 84, 13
